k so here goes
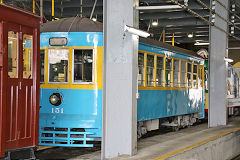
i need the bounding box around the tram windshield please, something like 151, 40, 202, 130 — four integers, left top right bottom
73, 49, 93, 83
48, 49, 69, 83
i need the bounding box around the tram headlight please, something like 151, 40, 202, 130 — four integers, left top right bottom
49, 93, 62, 106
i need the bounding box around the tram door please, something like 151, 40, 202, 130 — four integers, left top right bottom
5, 23, 34, 150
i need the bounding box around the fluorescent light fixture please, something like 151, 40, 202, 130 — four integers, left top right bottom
187, 33, 193, 38
136, 5, 181, 10
152, 21, 158, 26
194, 42, 209, 46
224, 57, 233, 63
92, 18, 97, 22
124, 25, 150, 38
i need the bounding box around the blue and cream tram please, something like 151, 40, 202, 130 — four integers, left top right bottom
39, 17, 204, 147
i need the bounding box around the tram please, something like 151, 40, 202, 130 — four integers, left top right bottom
39, 17, 205, 147
0, 3, 40, 158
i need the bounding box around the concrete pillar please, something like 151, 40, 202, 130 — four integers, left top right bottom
209, 0, 229, 127
102, 0, 139, 158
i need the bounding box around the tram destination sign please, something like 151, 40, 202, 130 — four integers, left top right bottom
49, 37, 67, 46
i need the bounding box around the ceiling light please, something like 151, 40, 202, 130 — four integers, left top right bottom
187, 33, 193, 38
92, 18, 97, 22
224, 57, 233, 63
152, 21, 158, 26
124, 25, 150, 38
194, 42, 209, 46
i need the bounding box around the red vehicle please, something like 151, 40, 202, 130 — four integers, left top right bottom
0, 4, 40, 158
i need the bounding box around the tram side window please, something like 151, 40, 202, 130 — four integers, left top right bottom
138, 52, 144, 86
193, 64, 198, 88
146, 54, 154, 86
165, 57, 172, 87
8, 31, 18, 78
187, 63, 192, 88
40, 50, 45, 83
181, 61, 186, 87
156, 56, 164, 86
198, 65, 203, 88
73, 49, 93, 83
173, 59, 180, 87
23, 34, 33, 79
49, 49, 69, 83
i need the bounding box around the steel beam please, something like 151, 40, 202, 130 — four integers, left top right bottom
149, 18, 207, 27
102, 0, 138, 158
209, 0, 229, 127
140, 10, 209, 20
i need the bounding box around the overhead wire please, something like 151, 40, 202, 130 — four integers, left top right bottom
170, 0, 240, 41
195, 0, 240, 34
219, 0, 240, 21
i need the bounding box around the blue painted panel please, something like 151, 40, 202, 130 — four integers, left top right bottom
139, 43, 204, 64
39, 88, 102, 137
40, 32, 103, 47
137, 89, 204, 121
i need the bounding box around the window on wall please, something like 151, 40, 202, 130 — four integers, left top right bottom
48, 49, 69, 83
146, 54, 154, 86
8, 31, 18, 78
156, 56, 164, 86
23, 34, 33, 79
173, 59, 180, 87
40, 50, 45, 83
138, 52, 144, 86
193, 64, 198, 88
73, 49, 93, 83
187, 62, 192, 88
165, 57, 172, 87
181, 61, 186, 87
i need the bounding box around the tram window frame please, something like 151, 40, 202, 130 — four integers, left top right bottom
138, 52, 145, 86
180, 60, 187, 88
40, 49, 45, 83
156, 55, 164, 86
173, 59, 180, 87
72, 49, 94, 84
23, 34, 33, 79
187, 62, 192, 88
165, 57, 173, 87
48, 49, 69, 84
198, 65, 203, 88
193, 64, 198, 88
8, 31, 18, 78
146, 54, 155, 86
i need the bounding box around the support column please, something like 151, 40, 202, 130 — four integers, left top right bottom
209, 0, 229, 127
102, 0, 139, 158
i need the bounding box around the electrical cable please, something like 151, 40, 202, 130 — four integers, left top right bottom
170, 0, 240, 41
195, 0, 240, 34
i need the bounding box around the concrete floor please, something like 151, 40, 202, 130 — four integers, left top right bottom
37, 117, 240, 160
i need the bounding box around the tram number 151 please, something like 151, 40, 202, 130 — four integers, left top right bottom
52, 108, 64, 114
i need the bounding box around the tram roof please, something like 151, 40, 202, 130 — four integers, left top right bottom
140, 38, 197, 58
40, 16, 103, 33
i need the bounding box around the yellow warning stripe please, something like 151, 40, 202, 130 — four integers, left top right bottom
155, 127, 240, 160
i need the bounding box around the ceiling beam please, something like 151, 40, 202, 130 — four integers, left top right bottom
140, 9, 209, 20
